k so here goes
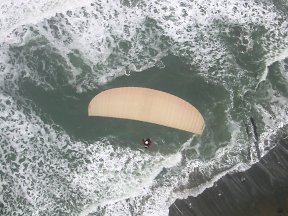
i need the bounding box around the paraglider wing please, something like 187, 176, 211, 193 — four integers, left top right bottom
88, 87, 205, 135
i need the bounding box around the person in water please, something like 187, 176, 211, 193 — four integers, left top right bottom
141, 138, 152, 148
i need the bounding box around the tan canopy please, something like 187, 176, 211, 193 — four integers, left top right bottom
88, 87, 205, 135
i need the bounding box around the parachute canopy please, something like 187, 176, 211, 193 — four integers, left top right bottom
88, 87, 205, 135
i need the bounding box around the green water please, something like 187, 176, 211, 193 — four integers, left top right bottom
20, 54, 234, 157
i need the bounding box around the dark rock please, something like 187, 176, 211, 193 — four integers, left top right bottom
169, 125, 288, 216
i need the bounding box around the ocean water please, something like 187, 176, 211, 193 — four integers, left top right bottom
0, 0, 288, 215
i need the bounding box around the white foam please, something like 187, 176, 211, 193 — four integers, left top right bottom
0, 0, 96, 42
260, 47, 288, 83
84, 137, 251, 216
255, 90, 288, 142
0, 0, 284, 90
79, 152, 182, 216
0, 92, 177, 215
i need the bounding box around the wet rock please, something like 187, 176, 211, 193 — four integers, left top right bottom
169, 125, 288, 216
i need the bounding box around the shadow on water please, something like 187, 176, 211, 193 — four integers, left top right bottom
19, 54, 231, 155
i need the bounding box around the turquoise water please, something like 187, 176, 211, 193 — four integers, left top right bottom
0, 0, 288, 215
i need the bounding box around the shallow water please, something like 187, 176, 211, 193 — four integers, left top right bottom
0, 0, 288, 215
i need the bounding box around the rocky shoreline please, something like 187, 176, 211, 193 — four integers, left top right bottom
169, 125, 288, 216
